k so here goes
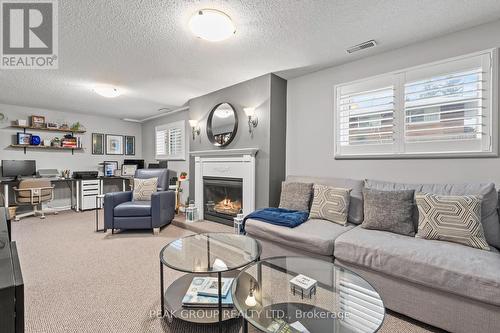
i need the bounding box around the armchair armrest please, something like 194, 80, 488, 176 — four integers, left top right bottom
104, 191, 133, 228
151, 190, 176, 228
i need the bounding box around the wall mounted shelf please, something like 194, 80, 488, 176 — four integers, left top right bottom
9, 144, 83, 154
10, 125, 86, 134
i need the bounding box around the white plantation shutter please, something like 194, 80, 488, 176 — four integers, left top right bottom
336, 76, 398, 156
335, 50, 495, 158
403, 53, 491, 154
155, 120, 186, 160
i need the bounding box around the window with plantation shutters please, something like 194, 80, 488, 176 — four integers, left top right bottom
334, 50, 496, 158
155, 120, 186, 160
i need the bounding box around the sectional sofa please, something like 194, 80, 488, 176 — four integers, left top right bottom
244, 175, 500, 333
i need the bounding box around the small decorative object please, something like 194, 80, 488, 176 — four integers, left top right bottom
30, 115, 45, 128
30, 135, 41, 146
179, 171, 188, 180
0, 113, 7, 124
46, 122, 58, 129
121, 164, 137, 177
245, 279, 258, 307
17, 132, 32, 145
16, 119, 27, 126
61, 170, 70, 178
59, 123, 70, 130
125, 136, 135, 155
290, 274, 317, 299
51, 137, 61, 147
234, 212, 244, 234
92, 133, 104, 155
103, 161, 118, 177
70, 122, 85, 132
105, 134, 124, 155
186, 200, 198, 222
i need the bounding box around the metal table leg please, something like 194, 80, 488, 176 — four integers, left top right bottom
218, 271, 222, 333
160, 261, 165, 317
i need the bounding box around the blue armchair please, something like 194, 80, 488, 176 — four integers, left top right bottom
104, 169, 176, 234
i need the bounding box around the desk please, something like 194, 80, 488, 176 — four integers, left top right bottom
1, 176, 132, 212
1, 177, 77, 211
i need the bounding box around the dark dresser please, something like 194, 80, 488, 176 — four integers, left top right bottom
0, 207, 24, 333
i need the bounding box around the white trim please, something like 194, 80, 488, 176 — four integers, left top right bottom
190, 148, 259, 157
122, 106, 189, 123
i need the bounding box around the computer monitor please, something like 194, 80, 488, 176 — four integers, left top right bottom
123, 159, 145, 169
2, 160, 36, 178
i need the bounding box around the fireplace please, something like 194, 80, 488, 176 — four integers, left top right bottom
203, 176, 243, 225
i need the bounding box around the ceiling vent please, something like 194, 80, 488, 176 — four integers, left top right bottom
346, 40, 377, 54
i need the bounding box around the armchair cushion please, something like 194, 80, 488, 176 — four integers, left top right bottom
114, 201, 152, 217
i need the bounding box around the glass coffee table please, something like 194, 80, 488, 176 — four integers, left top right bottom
232, 256, 385, 333
159, 233, 261, 331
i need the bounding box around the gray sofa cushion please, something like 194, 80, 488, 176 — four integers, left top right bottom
362, 188, 415, 236
114, 201, 152, 217
287, 175, 364, 224
334, 226, 500, 306
279, 182, 313, 211
245, 218, 354, 256
365, 179, 500, 249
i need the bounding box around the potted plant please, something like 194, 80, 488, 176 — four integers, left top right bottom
180, 172, 188, 180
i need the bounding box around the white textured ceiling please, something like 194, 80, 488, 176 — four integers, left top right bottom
2, 0, 500, 119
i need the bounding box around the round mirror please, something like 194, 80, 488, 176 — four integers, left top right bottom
207, 103, 238, 147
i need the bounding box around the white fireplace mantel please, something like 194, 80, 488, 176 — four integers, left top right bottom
190, 148, 259, 221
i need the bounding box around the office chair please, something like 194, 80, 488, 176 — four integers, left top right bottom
13, 179, 56, 221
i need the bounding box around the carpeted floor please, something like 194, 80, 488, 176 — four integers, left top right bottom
11, 210, 444, 333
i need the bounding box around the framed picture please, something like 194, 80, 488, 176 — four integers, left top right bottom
103, 161, 118, 177
92, 133, 104, 155
125, 136, 135, 155
30, 115, 45, 128
121, 164, 137, 177
17, 132, 32, 145
105, 134, 123, 155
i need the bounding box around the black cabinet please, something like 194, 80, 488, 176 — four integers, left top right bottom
0, 208, 24, 333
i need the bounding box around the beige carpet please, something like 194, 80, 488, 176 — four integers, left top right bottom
11, 210, 444, 333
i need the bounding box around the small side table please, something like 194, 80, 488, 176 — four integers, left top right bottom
95, 194, 106, 232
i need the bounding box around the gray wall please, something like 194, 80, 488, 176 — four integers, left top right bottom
188, 73, 287, 208
0, 103, 142, 172
287, 20, 500, 184
0, 103, 142, 205
141, 110, 190, 204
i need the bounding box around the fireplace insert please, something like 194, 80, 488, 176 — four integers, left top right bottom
203, 176, 243, 225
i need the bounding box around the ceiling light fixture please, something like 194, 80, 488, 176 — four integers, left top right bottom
189, 9, 235, 42
93, 85, 122, 98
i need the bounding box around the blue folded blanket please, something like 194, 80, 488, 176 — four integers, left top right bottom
243, 208, 309, 228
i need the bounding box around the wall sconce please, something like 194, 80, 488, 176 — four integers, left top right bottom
189, 119, 200, 140
244, 107, 258, 134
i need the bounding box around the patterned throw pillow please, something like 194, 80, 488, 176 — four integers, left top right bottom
309, 185, 351, 225
415, 193, 489, 250
278, 182, 313, 211
133, 177, 158, 201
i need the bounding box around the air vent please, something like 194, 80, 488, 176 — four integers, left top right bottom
346, 40, 377, 54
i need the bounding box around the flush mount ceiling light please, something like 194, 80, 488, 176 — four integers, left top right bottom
93, 85, 121, 98
189, 9, 235, 42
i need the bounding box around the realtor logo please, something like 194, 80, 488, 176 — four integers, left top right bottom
1, 0, 58, 69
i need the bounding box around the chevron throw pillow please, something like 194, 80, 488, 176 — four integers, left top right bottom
309, 185, 351, 225
132, 177, 158, 201
415, 193, 489, 250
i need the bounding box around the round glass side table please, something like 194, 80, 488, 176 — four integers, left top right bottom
159, 233, 261, 332
232, 256, 385, 333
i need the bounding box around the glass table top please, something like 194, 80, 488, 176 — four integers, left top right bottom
159, 233, 261, 273
232, 256, 385, 333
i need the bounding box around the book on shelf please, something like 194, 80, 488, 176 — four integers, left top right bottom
182, 276, 234, 307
